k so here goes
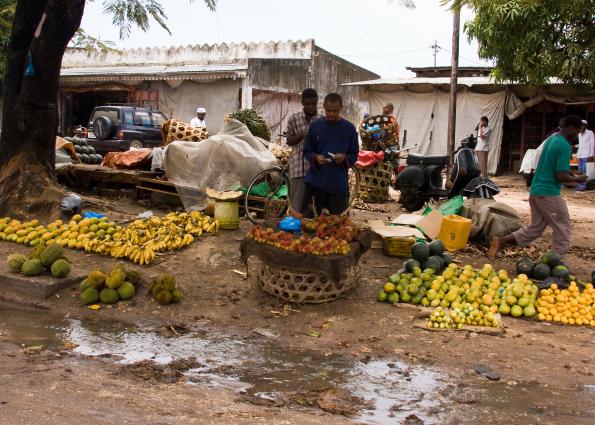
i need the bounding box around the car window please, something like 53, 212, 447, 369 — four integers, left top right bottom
151, 112, 168, 126
133, 111, 152, 127
90, 109, 120, 125
123, 110, 134, 126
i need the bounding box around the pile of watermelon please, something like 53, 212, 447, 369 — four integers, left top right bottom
64, 137, 103, 165
403, 240, 452, 274
516, 251, 571, 281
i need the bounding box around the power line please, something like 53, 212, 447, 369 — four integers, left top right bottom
337, 46, 431, 59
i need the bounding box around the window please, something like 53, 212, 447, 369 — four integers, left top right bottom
133, 111, 152, 127
151, 112, 168, 126
123, 110, 134, 126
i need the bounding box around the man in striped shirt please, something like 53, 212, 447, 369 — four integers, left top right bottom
286, 88, 321, 214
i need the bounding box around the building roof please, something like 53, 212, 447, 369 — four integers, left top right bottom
60, 63, 248, 82
344, 76, 565, 87
406, 66, 493, 73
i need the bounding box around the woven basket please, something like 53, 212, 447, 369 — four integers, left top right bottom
256, 262, 362, 304
357, 162, 392, 203
358, 114, 400, 152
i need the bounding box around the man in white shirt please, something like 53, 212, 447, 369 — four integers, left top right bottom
475, 115, 492, 179
190, 107, 207, 128
577, 119, 595, 191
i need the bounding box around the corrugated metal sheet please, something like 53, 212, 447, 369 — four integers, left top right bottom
60, 64, 248, 81
344, 76, 564, 87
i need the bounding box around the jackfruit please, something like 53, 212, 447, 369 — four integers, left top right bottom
159, 274, 176, 292
30, 244, 45, 259
81, 287, 99, 305
117, 282, 135, 300
155, 290, 172, 305
80, 278, 91, 291
171, 288, 182, 303
86, 270, 107, 287
39, 243, 63, 268
99, 288, 119, 304
105, 267, 126, 289
22, 258, 44, 276
50, 259, 71, 278
149, 280, 163, 297
7, 254, 27, 272
125, 270, 141, 285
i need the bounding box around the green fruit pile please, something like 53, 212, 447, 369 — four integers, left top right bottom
80, 265, 139, 305
149, 274, 182, 305
427, 304, 501, 330
378, 261, 539, 320
6, 243, 71, 278
516, 251, 573, 282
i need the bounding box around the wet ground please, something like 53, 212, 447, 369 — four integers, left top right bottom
2, 305, 594, 425
0, 176, 594, 424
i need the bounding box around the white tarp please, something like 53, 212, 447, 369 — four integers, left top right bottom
252, 90, 302, 145
163, 119, 277, 210
367, 88, 506, 174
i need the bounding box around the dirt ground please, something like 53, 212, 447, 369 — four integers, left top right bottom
0, 175, 594, 425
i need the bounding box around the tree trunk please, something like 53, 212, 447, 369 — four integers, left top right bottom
0, 0, 85, 218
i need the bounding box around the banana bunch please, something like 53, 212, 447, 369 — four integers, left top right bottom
128, 245, 156, 265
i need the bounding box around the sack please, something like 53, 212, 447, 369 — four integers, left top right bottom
438, 196, 464, 216
438, 214, 472, 251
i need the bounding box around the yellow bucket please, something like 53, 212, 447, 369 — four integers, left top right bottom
438, 214, 472, 251
214, 201, 239, 230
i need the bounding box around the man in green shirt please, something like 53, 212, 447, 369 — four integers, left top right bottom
489, 115, 586, 258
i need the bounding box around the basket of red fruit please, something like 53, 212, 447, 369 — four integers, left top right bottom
240, 215, 372, 303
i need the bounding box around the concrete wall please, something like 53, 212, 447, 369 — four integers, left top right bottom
62, 40, 314, 68
156, 79, 241, 134
248, 58, 311, 94
311, 47, 379, 124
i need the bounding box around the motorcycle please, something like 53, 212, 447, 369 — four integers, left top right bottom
395, 135, 500, 212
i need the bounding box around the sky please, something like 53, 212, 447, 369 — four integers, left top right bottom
80, 0, 492, 78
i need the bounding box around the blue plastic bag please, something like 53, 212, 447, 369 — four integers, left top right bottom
278, 216, 302, 233
83, 211, 105, 219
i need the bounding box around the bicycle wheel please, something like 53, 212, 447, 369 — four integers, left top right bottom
347, 165, 361, 209
244, 167, 290, 225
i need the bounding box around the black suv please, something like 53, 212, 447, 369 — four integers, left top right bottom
87, 106, 168, 154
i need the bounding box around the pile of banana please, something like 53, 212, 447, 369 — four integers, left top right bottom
84, 211, 219, 265
0, 211, 219, 266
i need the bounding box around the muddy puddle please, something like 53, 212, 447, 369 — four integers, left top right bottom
1, 306, 594, 425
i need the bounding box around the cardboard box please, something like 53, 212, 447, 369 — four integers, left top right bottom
369, 210, 444, 244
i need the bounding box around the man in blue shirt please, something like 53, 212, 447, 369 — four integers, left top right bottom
301, 93, 359, 217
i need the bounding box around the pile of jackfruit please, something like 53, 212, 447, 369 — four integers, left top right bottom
80, 265, 139, 305
7, 243, 71, 278
149, 274, 183, 305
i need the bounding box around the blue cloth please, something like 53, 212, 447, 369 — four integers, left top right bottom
577, 157, 588, 191
303, 118, 359, 194
83, 211, 105, 219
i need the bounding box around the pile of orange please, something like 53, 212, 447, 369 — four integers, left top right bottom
537, 282, 595, 326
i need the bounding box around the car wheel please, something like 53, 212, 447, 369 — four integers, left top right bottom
130, 139, 143, 149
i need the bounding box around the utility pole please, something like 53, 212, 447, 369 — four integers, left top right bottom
447, 11, 460, 168
430, 40, 440, 68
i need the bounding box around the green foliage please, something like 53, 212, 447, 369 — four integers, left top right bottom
228, 109, 271, 141
447, 0, 594, 85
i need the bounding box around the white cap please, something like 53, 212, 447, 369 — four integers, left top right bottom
582, 119, 587, 125
197, 107, 206, 113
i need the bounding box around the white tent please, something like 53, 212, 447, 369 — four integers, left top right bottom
347, 77, 595, 174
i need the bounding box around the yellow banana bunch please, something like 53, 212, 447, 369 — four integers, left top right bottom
129, 245, 156, 265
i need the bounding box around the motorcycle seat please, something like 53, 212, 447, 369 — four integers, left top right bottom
407, 153, 449, 166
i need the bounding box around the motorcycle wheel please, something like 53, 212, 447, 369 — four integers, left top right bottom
399, 192, 426, 212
